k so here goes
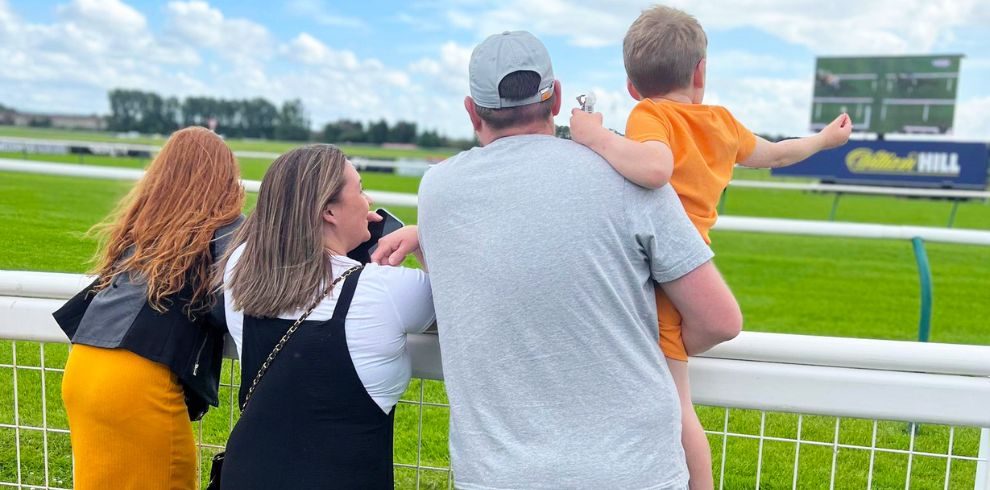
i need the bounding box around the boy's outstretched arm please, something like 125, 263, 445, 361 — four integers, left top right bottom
740, 113, 853, 169
569, 109, 673, 189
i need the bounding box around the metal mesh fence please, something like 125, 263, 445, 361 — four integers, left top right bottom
1, 340, 987, 489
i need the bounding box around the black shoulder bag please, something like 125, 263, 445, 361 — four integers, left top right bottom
206, 265, 363, 490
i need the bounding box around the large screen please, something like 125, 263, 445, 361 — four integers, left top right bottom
811, 55, 962, 135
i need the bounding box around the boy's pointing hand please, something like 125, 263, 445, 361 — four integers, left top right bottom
819, 113, 853, 150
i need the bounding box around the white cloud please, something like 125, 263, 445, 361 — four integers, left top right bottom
701, 76, 990, 140
410, 41, 472, 95
1, 0, 442, 134
1, 0, 986, 142
284, 33, 360, 69
446, 0, 627, 48
0, 0, 199, 92
708, 50, 801, 74
964, 58, 990, 70
0, 0, 13, 27
165, 1, 273, 62
707, 78, 814, 137
56, 0, 145, 33
286, 0, 366, 29
441, 0, 988, 55
279, 33, 410, 88
445, 10, 475, 30
954, 96, 990, 140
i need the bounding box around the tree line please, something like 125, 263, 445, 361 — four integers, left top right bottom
108, 89, 309, 141
107, 89, 470, 148
320, 119, 463, 148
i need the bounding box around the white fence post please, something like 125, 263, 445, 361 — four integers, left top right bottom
977, 427, 990, 490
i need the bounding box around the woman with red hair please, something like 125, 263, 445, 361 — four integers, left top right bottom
56, 126, 244, 489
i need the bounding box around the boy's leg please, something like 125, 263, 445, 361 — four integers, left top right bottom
657, 287, 713, 490
668, 358, 713, 490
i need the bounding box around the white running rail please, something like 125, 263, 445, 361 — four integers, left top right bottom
0, 270, 988, 489
3, 158, 988, 245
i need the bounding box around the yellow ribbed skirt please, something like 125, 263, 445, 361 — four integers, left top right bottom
62, 344, 197, 490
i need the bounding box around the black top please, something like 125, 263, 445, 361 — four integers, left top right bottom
220, 268, 395, 489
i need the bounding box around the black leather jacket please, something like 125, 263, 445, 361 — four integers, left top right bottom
54, 216, 243, 420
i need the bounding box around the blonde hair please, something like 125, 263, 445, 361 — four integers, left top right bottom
623, 5, 707, 98
220, 144, 348, 318
91, 126, 244, 316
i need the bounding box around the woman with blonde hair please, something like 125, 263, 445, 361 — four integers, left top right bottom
55, 126, 244, 489
216, 144, 434, 489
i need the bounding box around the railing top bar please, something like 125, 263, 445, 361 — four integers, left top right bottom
691, 357, 990, 427
0, 158, 419, 207
0, 138, 424, 167
0, 157, 145, 181
2, 288, 989, 378
0, 135, 160, 152
701, 331, 990, 377
729, 179, 990, 199
0, 270, 94, 299
714, 215, 990, 245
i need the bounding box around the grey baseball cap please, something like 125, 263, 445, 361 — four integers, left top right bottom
469, 31, 555, 109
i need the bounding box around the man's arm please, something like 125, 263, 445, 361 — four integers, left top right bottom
660, 261, 742, 356
739, 113, 852, 169
570, 109, 673, 189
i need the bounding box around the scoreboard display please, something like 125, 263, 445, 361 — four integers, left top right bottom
811, 55, 963, 135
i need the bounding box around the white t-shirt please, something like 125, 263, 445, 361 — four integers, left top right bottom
224, 244, 435, 414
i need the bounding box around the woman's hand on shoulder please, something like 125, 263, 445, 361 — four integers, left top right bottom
371, 225, 423, 268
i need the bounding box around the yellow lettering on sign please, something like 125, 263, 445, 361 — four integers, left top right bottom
845, 148, 917, 174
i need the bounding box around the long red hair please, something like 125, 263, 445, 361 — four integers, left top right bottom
91, 126, 244, 315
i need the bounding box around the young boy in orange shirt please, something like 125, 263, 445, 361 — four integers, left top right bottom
570, 5, 852, 488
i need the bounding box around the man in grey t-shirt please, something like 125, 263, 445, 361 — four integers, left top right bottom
415, 32, 741, 490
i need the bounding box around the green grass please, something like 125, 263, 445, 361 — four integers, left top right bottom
1, 163, 988, 488
0, 126, 458, 161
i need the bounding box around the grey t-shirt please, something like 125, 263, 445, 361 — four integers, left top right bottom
418, 134, 713, 490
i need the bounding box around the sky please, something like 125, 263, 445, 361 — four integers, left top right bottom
1, 0, 989, 140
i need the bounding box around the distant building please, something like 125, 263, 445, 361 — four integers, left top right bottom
0, 109, 107, 131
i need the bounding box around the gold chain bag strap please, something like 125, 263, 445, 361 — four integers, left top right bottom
207, 264, 363, 490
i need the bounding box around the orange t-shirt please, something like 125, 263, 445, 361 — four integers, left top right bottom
625, 98, 756, 243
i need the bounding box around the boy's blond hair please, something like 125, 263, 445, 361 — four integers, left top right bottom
623, 5, 707, 98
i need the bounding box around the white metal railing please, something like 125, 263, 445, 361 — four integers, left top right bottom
0, 138, 430, 173
714, 215, 990, 245
0, 136, 159, 156
0, 158, 420, 208
1, 270, 989, 489
3, 158, 990, 246
728, 179, 990, 200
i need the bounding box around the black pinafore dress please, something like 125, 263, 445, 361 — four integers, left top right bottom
220, 269, 395, 489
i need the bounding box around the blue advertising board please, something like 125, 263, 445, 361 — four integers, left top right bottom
771, 140, 989, 190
